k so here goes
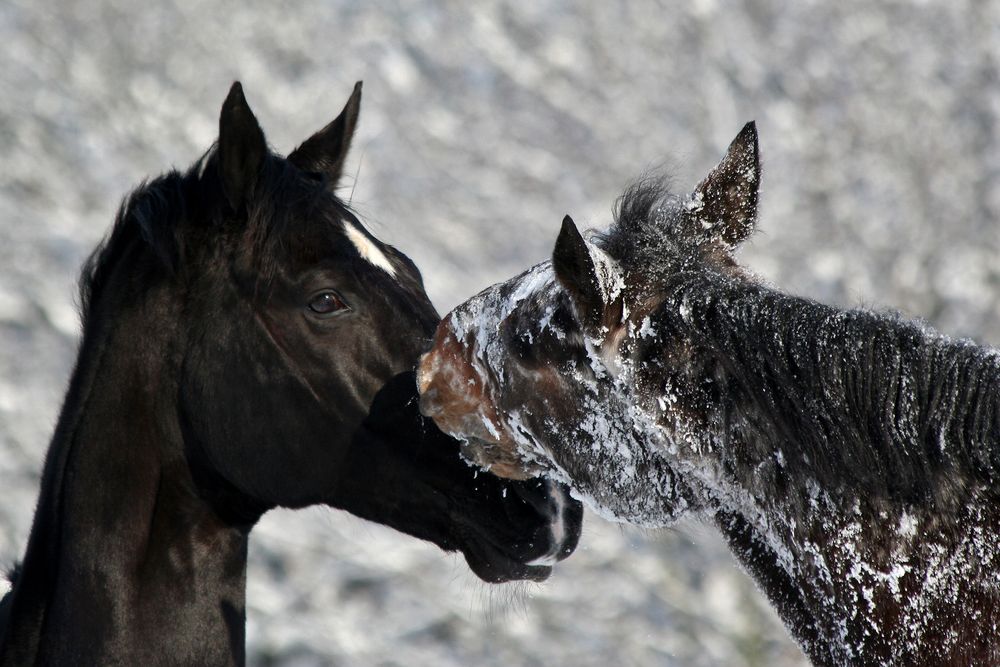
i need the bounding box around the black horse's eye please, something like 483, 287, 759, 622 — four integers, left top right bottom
308, 291, 349, 316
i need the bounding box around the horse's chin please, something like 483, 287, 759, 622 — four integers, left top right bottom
453, 478, 582, 584
459, 538, 553, 584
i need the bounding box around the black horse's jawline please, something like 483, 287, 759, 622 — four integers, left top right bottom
339, 372, 581, 584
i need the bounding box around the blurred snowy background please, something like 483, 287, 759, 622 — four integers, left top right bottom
2, 1, 998, 665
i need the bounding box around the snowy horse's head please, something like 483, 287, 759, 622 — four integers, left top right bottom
418, 124, 761, 524
423, 121, 1000, 664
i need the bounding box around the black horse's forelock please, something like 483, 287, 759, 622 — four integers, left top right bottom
244, 159, 360, 292
79, 151, 341, 324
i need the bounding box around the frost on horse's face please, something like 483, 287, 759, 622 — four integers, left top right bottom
426, 124, 1000, 664
419, 124, 761, 525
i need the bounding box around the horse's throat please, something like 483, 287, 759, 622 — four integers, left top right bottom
8, 428, 251, 665
2, 326, 251, 666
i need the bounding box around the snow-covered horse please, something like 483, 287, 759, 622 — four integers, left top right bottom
0, 82, 581, 666
418, 123, 1000, 666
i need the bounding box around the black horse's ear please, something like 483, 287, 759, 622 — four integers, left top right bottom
553, 215, 606, 329
288, 81, 362, 185
691, 121, 760, 246
218, 82, 267, 210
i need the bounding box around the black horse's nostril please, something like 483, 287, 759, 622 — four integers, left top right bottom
516, 479, 583, 566
544, 480, 583, 563
456, 476, 583, 580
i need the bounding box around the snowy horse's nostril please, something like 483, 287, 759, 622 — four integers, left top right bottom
416, 352, 434, 393
418, 387, 442, 417
416, 352, 442, 416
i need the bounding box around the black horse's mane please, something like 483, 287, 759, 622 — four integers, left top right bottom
79, 170, 185, 327
79, 149, 342, 326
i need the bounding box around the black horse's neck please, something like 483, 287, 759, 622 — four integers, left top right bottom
661, 274, 1000, 664
1, 286, 252, 666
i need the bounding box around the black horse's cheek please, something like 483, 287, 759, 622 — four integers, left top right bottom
328, 371, 583, 586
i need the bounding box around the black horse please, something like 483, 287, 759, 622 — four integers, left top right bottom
0, 82, 581, 665
420, 123, 1000, 665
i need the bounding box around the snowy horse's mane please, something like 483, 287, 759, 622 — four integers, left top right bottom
662, 271, 1000, 509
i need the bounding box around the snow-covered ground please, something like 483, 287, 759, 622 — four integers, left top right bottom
1, 2, 997, 665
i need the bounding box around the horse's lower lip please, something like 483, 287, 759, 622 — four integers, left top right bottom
520, 564, 553, 582
456, 524, 555, 584
463, 542, 553, 583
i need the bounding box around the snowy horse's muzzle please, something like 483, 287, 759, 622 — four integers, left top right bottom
418, 316, 582, 573
418, 318, 536, 480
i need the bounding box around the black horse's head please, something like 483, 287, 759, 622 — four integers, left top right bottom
419, 124, 761, 525
90, 82, 580, 582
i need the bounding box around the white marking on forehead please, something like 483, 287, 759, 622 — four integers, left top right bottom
344, 223, 397, 277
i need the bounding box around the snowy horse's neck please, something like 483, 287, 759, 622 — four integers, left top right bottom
633, 273, 1000, 666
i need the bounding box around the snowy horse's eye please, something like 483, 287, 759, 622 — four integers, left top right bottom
308, 290, 349, 316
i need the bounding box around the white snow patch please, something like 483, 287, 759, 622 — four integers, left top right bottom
638, 315, 656, 339
897, 512, 918, 538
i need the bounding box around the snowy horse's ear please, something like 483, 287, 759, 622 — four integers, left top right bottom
553, 215, 621, 331
690, 121, 760, 246
288, 81, 362, 187
218, 82, 268, 211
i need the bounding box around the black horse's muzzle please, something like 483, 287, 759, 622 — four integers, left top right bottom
455, 477, 582, 583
